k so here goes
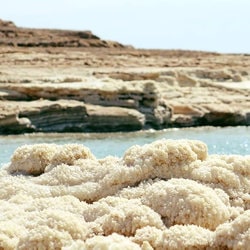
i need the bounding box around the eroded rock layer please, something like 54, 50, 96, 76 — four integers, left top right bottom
0, 19, 250, 133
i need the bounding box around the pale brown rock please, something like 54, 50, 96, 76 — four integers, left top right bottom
1, 19, 250, 133
0, 100, 147, 133
0, 19, 124, 48
85, 105, 145, 132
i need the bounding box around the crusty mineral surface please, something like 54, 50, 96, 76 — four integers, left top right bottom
0, 139, 249, 249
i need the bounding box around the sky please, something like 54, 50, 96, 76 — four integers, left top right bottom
0, 0, 250, 53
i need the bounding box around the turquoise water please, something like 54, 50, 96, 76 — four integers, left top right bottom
0, 126, 249, 166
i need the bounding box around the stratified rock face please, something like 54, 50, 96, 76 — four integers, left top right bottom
0, 79, 172, 131
0, 99, 148, 134
1, 19, 250, 134
0, 19, 125, 48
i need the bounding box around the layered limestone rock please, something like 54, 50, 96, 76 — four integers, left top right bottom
0, 100, 146, 133
1, 19, 250, 134
1, 62, 250, 133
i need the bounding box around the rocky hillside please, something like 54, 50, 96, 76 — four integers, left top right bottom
0, 19, 250, 134
0, 19, 125, 48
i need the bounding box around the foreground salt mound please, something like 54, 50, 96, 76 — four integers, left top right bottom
0, 139, 249, 249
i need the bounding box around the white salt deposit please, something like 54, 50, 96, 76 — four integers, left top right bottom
0, 139, 249, 249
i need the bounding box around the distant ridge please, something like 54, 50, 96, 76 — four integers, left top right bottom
0, 19, 125, 48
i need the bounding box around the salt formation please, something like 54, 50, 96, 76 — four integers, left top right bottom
0, 139, 249, 249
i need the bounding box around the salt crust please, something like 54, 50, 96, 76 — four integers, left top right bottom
0, 139, 249, 249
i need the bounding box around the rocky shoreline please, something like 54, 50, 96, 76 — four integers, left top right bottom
1, 20, 250, 134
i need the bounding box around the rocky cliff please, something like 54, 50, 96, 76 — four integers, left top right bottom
0, 20, 250, 134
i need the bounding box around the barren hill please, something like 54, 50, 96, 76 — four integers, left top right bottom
0, 19, 125, 48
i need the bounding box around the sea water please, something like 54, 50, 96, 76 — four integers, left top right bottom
0, 126, 249, 167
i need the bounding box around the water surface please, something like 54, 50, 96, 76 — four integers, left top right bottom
0, 126, 249, 166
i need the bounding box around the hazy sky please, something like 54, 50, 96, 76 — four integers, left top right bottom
0, 0, 249, 53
